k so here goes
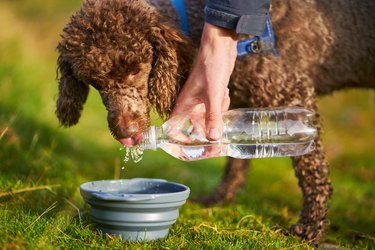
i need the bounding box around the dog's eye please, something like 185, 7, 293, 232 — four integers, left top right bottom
130, 68, 141, 76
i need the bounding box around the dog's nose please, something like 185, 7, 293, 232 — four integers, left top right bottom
116, 123, 139, 139
125, 124, 138, 136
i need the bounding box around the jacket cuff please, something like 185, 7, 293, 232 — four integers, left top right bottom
204, 6, 268, 36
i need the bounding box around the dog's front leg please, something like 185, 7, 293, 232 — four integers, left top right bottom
289, 132, 333, 244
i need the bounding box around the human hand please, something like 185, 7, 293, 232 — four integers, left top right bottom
171, 23, 238, 140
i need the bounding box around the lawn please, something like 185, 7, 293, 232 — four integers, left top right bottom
0, 0, 374, 249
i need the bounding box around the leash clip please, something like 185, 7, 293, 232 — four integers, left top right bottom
247, 39, 261, 53
237, 15, 279, 57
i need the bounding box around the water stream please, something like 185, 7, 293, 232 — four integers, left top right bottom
120, 146, 144, 179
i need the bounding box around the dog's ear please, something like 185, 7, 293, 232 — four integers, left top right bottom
148, 22, 192, 119
56, 56, 89, 127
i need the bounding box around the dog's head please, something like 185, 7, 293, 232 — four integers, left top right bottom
56, 0, 194, 144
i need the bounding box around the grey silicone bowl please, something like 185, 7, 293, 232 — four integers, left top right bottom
80, 178, 190, 241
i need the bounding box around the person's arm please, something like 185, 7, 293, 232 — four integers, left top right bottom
171, 23, 237, 140
171, 0, 271, 140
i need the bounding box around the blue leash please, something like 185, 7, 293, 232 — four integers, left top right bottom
171, 0, 190, 35
171, 0, 278, 57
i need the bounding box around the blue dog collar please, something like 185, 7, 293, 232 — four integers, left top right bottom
171, 0, 278, 57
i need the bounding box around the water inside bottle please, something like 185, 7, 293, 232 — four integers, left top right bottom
158, 141, 315, 161
226, 141, 315, 159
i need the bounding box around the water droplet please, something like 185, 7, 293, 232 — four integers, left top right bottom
123, 148, 130, 164
119, 146, 145, 180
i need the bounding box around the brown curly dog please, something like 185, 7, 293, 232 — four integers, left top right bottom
56, 0, 375, 244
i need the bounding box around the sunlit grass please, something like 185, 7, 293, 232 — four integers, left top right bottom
0, 0, 374, 249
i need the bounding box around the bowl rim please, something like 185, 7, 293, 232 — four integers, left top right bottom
80, 178, 190, 202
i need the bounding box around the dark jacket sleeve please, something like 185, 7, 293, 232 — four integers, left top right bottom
204, 0, 271, 35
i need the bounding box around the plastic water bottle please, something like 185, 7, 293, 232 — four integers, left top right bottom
141, 107, 317, 161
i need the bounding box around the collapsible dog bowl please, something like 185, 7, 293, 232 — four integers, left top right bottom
80, 178, 190, 241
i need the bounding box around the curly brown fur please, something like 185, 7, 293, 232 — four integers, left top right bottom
57, 0, 194, 138
56, 0, 375, 244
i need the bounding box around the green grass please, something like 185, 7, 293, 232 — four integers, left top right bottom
1, 0, 374, 249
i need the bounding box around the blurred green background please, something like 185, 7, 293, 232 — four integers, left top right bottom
0, 0, 374, 248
